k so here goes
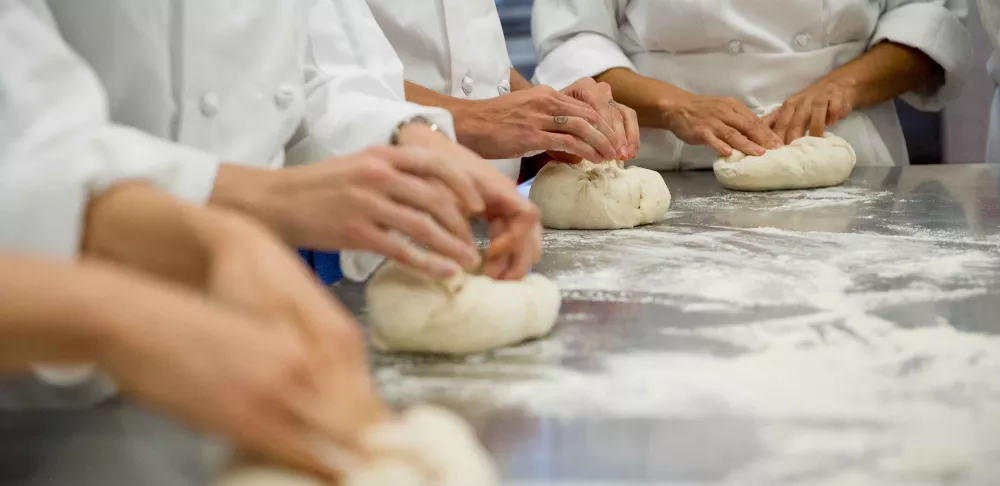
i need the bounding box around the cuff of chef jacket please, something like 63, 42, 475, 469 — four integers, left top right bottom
533, 33, 637, 90
870, 2, 972, 112
286, 101, 457, 164
0, 126, 218, 259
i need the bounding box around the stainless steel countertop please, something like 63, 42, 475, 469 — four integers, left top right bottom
3, 165, 1000, 486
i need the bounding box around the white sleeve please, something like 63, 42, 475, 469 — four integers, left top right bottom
870, 0, 973, 111
531, 0, 634, 90
0, 1, 220, 258
286, 0, 456, 164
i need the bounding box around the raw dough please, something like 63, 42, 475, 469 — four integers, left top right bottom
214, 405, 500, 486
713, 134, 857, 191
528, 160, 671, 229
365, 262, 561, 355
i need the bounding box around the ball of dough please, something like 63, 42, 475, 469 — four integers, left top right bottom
713, 134, 857, 191
365, 262, 561, 355
214, 405, 500, 486
528, 160, 671, 229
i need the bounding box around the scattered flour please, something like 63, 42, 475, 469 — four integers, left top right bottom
376, 184, 1000, 483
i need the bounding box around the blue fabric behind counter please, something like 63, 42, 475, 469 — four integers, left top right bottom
299, 178, 534, 285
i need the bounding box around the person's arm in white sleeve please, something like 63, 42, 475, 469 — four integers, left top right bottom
0, 0, 219, 258
285, 0, 456, 163
868, 0, 973, 111
764, 0, 972, 144
531, 0, 634, 90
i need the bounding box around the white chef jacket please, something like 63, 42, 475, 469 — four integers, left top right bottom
366, 0, 522, 180
4, 0, 456, 392
41, 0, 458, 281
0, 0, 221, 407
0, 0, 217, 259
980, 0, 1000, 163
533, 0, 972, 170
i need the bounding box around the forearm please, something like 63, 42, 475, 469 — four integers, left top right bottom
82, 182, 226, 288
828, 41, 944, 109
404, 81, 470, 112
0, 256, 114, 373
595, 68, 690, 128
509, 68, 534, 92
403, 81, 496, 151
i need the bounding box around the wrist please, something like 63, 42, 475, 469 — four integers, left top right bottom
211, 164, 292, 242
397, 122, 453, 148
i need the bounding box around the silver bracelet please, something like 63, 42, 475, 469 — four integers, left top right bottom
390, 115, 440, 146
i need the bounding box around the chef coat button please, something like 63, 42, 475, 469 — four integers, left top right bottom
199, 92, 219, 117
728, 40, 742, 54
794, 33, 811, 48
498, 79, 511, 95
461, 76, 474, 96
274, 85, 295, 109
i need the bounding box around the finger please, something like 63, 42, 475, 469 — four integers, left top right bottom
352, 224, 461, 279
615, 103, 641, 158
565, 82, 628, 158
827, 91, 845, 127
771, 103, 797, 144
483, 219, 513, 279
786, 98, 813, 143
486, 202, 540, 260
700, 128, 734, 157
544, 104, 619, 161
385, 173, 476, 249
540, 132, 605, 163
369, 197, 479, 271
729, 105, 783, 150
379, 147, 485, 215
501, 223, 541, 280
714, 122, 765, 156
809, 97, 829, 138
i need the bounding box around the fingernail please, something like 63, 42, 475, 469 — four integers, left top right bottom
630, 144, 639, 157
619, 146, 628, 159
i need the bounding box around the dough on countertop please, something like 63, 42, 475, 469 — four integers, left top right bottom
365, 262, 561, 355
713, 134, 857, 191
214, 405, 500, 486
529, 160, 671, 229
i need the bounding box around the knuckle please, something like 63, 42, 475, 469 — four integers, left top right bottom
360, 160, 393, 184
721, 127, 741, 140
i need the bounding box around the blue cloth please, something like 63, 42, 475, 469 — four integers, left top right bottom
297, 250, 343, 285
518, 178, 533, 198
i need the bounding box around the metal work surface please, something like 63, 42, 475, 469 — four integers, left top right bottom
1, 165, 999, 486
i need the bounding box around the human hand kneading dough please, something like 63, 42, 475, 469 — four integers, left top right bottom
763, 77, 856, 144
560, 77, 641, 160
660, 92, 784, 157
217, 146, 484, 280
396, 125, 543, 281
449, 84, 619, 162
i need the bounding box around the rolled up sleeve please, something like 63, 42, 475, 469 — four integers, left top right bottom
531, 0, 635, 90
287, 0, 455, 165
0, 1, 219, 258
871, 0, 973, 111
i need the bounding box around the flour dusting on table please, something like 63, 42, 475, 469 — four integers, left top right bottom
375, 183, 1000, 483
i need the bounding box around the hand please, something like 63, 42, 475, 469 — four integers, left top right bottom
248, 146, 486, 279
660, 93, 783, 156
561, 77, 640, 160
763, 77, 857, 144
88, 264, 382, 482
452, 85, 619, 162
200, 212, 373, 372
399, 127, 542, 280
